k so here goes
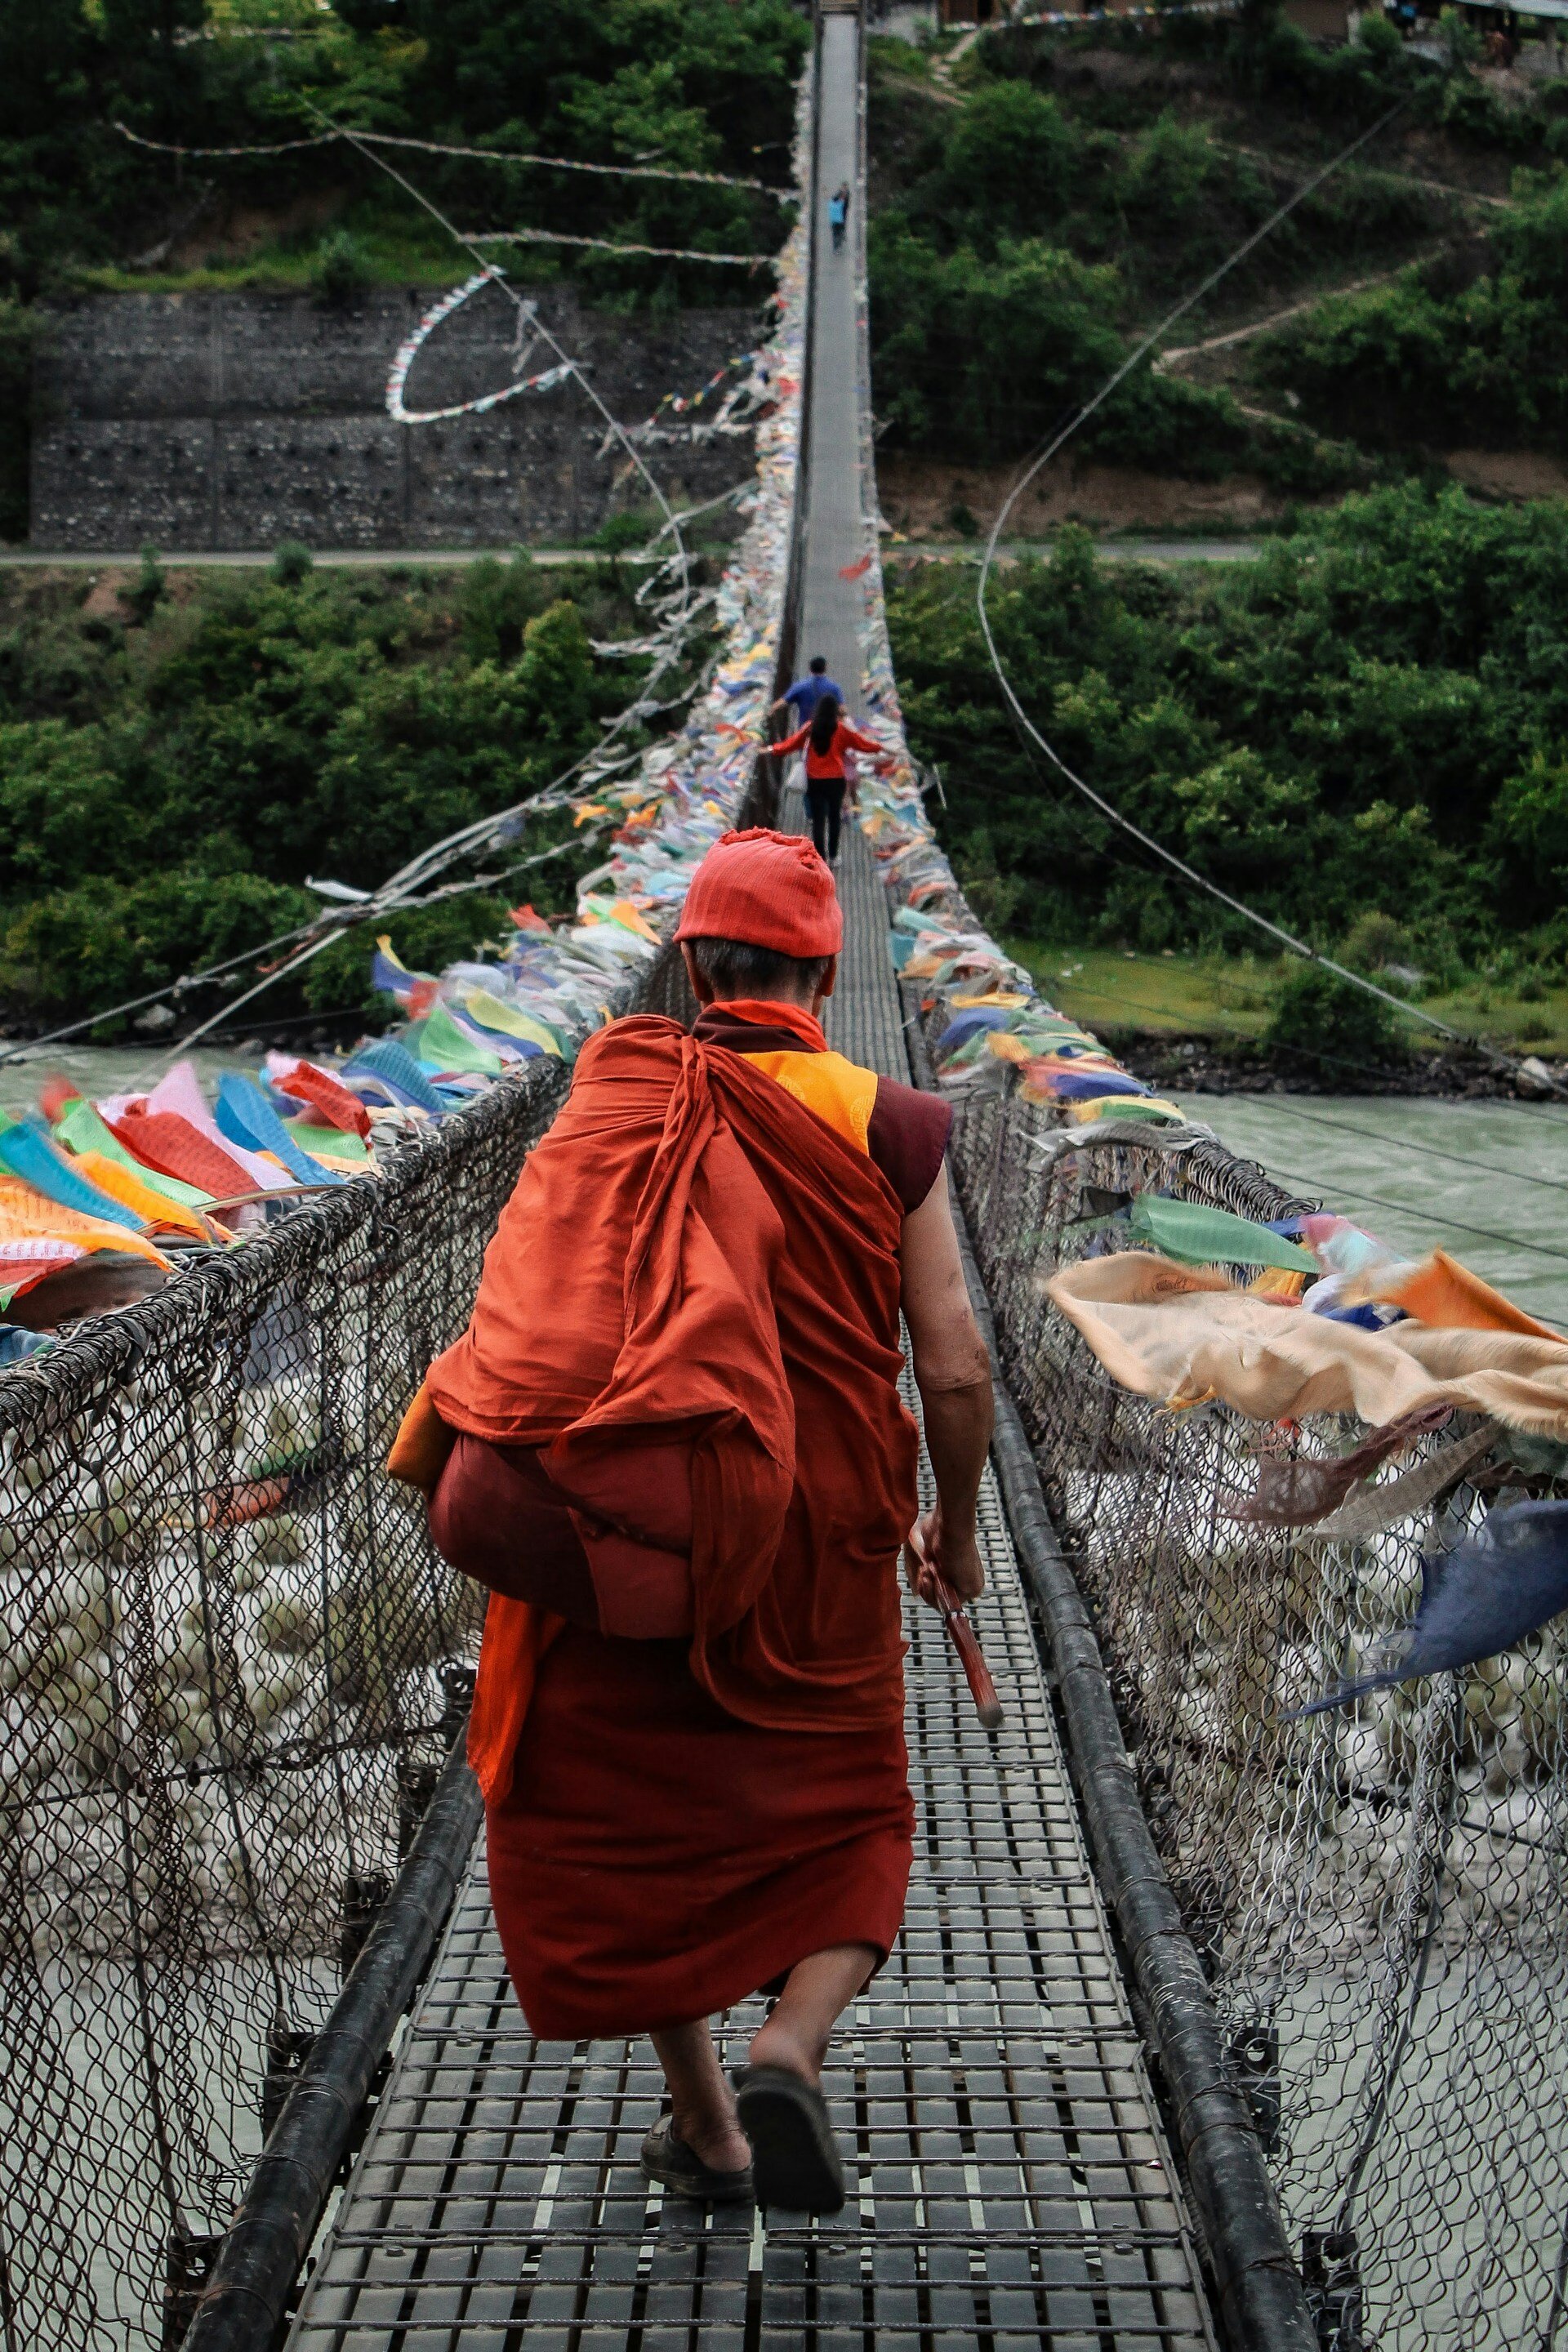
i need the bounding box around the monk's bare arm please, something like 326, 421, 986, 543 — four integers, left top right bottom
899, 1174, 993, 1602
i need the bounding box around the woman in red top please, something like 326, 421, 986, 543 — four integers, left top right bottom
772, 695, 890, 864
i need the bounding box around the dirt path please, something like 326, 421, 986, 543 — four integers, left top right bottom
1155, 247, 1450, 371
1213, 134, 1513, 209
878, 447, 1290, 537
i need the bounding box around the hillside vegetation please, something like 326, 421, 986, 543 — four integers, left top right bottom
3, 0, 804, 301
0, 555, 665, 1031
0, 0, 807, 534
1253, 175, 1568, 456
875, 11, 1568, 1048
868, 10, 1568, 492
889, 487, 1568, 996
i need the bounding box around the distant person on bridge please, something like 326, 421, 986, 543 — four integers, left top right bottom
770, 652, 845, 727
770, 655, 847, 798
770, 693, 893, 864
396, 828, 992, 2216
828, 180, 850, 253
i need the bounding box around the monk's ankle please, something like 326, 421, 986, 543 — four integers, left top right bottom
746, 2016, 825, 2088
673, 2101, 751, 2175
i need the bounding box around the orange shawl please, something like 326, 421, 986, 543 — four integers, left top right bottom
427, 1016, 916, 1801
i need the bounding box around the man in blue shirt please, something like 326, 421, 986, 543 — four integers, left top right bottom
772, 656, 845, 727
771, 659, 847, 795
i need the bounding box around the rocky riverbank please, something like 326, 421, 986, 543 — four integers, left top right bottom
1116, 1033, 1568, 1103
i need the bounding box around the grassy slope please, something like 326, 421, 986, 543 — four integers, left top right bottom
1010, 941, 1568, 1058
74, 203, 467, 296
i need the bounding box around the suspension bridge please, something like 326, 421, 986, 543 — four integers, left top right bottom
266, 15, 1292, 2348
5, 9, 1563, 2352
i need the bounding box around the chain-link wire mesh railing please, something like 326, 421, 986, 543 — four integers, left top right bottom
0, 1047, 590, 2351
928, 1026, 1568, 2352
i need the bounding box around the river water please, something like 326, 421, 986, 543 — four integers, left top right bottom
1175, 1090, 1568, 1331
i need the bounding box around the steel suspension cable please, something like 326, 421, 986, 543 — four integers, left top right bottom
114, 118, 785, 194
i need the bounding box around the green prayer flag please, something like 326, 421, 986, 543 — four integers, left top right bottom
417, 1000, 505, 1078
1129, 1192, 1316, 1272
288, 1124, 371, 1165
54, 1100, 215, 1209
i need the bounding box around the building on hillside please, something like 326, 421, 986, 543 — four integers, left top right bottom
1286, 0, 1350, 33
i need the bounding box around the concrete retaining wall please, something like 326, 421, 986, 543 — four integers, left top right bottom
30, 284, 762, 550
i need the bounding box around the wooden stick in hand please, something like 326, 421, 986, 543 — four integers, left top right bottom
907, 1526, 1004, 1731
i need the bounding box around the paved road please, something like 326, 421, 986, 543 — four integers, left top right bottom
0, 546, 664, 570
888, 537, 1265, 565
1, 537, 1264, 572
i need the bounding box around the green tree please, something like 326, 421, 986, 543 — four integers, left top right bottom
1265, 960, 1398, 1076
884, 483, 1568, 969
870, 220, 1240, 469
1487, 751, 1568, 921
930, 82, 1076, 246
1254, 180, 1568, 453
0, 567, 644, 1020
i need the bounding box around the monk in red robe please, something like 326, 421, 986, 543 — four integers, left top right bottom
394, 828, 992, 2212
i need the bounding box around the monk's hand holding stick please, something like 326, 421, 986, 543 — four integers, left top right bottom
905, 1510, 1003, 1731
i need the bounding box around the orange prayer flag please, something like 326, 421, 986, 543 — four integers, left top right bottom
1375, 1249, 1566, 1343
0, 1176, 171, 1268
70, 1152, 214, 1241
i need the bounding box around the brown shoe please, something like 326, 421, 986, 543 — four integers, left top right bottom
639, 2114, 755, 2204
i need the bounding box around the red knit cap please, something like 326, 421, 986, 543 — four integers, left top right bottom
675, 828, 844, 958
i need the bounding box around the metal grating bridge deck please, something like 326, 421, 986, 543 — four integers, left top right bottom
285, 1392, 1215, 2350
283, 12, 1217, 2345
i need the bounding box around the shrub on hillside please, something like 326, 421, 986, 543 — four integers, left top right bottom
1486, 751, 1568, 923
1253, 180, 1568, 452
0, 870, 315, 1023
866, 30, 1463, 472
0, 2, 805, 528
310, 232, 372, 310
126, 546, 166, 625
271, 541, 314, 587
1340, 909, 1414, 975
0, 572, 631, 1021
869, 219, 1241, 470
884, 482, 1568, 969
1264, 960, 1399, 1076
